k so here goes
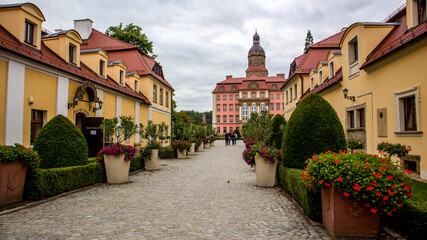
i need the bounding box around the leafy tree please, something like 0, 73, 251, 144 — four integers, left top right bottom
105, 23, 156, 59
282, 94, 346, 169
270, 114, 286, 149
184, 110, 212, 124
304, 29, 314, 52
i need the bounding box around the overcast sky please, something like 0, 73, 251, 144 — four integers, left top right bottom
10, 0, 404, 111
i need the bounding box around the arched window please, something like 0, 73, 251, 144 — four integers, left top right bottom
242, 104, 248, 121
260, 103, 265, 111
251, 103, 257, 113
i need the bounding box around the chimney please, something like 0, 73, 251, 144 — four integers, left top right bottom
277, 73, 285, 78
74, 19, 93, 40
226, 75, 232, 79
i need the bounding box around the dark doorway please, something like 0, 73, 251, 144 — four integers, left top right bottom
82, 117, 104, 157
75, 113, 85, 132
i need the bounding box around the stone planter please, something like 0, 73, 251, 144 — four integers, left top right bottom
177, 149, 187, 159
254, 157, 277, 187
321, 186, 380, 238
104, 154, 130, 184
0, 162, 27, 206
189, 143, 196, 156
145, 149, 159, 170
205, 142, 210, 148
210, 141, 215, 147
198, 142, 204, 152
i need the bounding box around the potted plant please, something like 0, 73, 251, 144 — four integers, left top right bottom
172, 139, 191, 159
347, 138, 365, 153
140, 121, 167, 170
248, 144, 281, 187
0, 144, 39, 206
303, 151, 412, 238
98, 116, 137, 184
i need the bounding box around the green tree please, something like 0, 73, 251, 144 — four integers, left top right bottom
105, 23, 156, 59
281, 94, 346, 169
270, 114, 286, 149
304, 29, 314, 52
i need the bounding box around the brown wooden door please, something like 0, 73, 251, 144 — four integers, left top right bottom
83, 117, 104, 158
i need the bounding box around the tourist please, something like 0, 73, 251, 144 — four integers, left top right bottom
233, 133, 238, 145
231, 132, 235, 145
225, 132, 230, 145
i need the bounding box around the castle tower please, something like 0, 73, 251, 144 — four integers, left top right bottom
246, 31, 268, 77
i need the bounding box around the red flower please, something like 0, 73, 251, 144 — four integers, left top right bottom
387, 211, 393, 216
319, 180, 324, 184
406, 192, 412, 198
367, 186, 374, 191
344, 192, 350, 197
374, 173, 381, 178
405, 169, 413, 174
365, 164, 370, 168
387, 175, 393, 180
337, 177, 343, 182
383, 196, 388, 201
376, 192, 381, 196
371, 208, 378, 214
353, 183, 361, 191
388, 189, 395, 196
335, 160, 339, 164
325, 183, 330, 187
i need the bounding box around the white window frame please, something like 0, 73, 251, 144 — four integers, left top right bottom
260, 103, 265, 111
394, 86, 420, 133
251, 103, 257, 113
217, 95, 220, 101
348, 35, 359, 77
242, 104, 248, 120
318, 70, 323, 85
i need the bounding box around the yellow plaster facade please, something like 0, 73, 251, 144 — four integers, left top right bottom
80, 49, 108, 77
0, 60, 7, 145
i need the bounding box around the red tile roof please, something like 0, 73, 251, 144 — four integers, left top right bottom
212, 75, 285, 93
0, 25, 151, 105
362, 7, 427, 68
310, 30, 346, 49
81, 29, 174, 91
299, 68, 343, 101
245, 65, 268, 72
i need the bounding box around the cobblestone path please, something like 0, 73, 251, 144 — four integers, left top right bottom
0, 140, 331, 240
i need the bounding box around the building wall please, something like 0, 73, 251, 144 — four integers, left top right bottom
22, 68, 57, 146
0, 60, 8, 145
102, 92, 116, 119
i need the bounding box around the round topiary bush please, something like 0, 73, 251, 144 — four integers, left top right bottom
270, 114, 286, 149
34, 114, 88, 169
282, 94, 346, 169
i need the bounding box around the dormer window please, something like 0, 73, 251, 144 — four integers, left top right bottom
69, 44, 77, 64
232, 85, 237, 91
319, 70, 323, 85
119, 70, 124, 85
272, 84, 277, 90
310, 77, 314, 90
134, 80, 139, 92
348, 36, 359, 76
219, 86, 224, 91
99, 60, 105, 76
329, 61, 335, 78
417, 0, 427, 24
24, 20, 35, 45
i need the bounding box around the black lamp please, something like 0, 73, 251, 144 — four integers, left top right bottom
68, 95, 80, 109
98, 100, 103, 109
342, 88, 355, 102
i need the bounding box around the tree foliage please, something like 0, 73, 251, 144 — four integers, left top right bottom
304, 29, 314, 52
281, 94, 346, 169
184, 110, 212, 125
270, 114, 286, 150
105, 23, 156, 59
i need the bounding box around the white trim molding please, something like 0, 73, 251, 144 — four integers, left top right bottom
5, 60, 25, 145
134, 102, 140, 142
394, 86, 420, 133
116, 96, 122, 117
56, 76, 69, 117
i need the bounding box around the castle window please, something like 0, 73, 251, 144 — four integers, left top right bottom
119, 70, 124, 85
236, 95, 239, 100
276, 94, 280, 99
417, 0, 427, 24
24, 20, 35, 46
252, 92, 256, 98
329, 61, 335, 78
229, 115, 233, 123
243, 93, 247, 98
69, 44, 77, 64
217, 127, 220, 134
217, 95, 220, 101
276, 103, 280, 111
229, 95, 233, 100
229, 105, 233, 111
260, 103, 265, 111
99, 60, 105, 76
270, 94, 273, 99
236, 105, 239, 111
236, 115, 239, 122
223, 95, 227, 101
134, 80, 139, 92
217, 116, 220, 123
270, 104, 274, 110
217, 105, 220, 111
290, 88, 293, 101
272, 84, 277, 90
165, 91, 169, 107
348, 36, 359, 76
318, 70, 323, 85
159, 88, 163, 105
223, 104, 227, 111
232, 85, 237, 91
223, 115, 227, 123
219, 86, 224, 91
251, 82, 257, 89
251, 103, 257, 113
31, 110, 45, 144
294, 84, 298, 99
242, 104, 248, 120
310, 77, 314, 90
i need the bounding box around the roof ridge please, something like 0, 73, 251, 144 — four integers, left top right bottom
92, 28, 136, 49
309, 29, 346, 49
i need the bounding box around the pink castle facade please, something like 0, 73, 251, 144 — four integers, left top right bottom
212, 32, 286, 134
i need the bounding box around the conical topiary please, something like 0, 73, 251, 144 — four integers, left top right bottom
34, 114, 88, 168
281, 94, 346, 169
270, 114, 286, 149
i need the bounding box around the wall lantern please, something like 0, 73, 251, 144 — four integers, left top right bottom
93, 100, 103, 112
342, 88, 355, 102
68, 95, 80, 109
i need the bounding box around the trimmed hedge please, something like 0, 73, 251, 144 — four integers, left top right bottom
384, 178, 427, 239
34, 115, 88, 169
129, 155, 145, 172
282, 94, 346, 169
270, 114, 286, 149
277, 165, 322, 221
159, 146, 176, 159
24, 163, 105, 200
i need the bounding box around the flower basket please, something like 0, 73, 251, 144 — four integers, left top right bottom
303, 151, 412, 238
322, 186, 380, 238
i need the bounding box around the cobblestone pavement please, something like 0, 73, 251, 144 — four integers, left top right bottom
0, 140, 332, 240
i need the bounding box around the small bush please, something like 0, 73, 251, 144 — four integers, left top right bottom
24, 163, 105, 200
159, 146, 176, 159
129, 155, 145, 172
282, 94, 346, 169
270, 114, 286, 149
347, 138, 365, 151
34, 115, 88, 169
277, 165, 321, 221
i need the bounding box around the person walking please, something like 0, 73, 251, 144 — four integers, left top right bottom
233, 133, 238, 145
225, 132, 229, 146
231, 132, 236, 146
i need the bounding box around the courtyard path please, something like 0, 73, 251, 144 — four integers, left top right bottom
0, 140, 331, 240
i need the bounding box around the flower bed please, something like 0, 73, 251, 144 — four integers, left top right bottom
303, 151, 412, 216
171, 140, 191, 152
0, 144, 39, 173
97, 144, 136, 162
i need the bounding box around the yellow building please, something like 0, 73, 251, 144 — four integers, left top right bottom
0, 3, 174, 157
292, 0, 427, 179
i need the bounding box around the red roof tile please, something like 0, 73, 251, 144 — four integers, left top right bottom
299, 68, 342, 101
0, 25, 151, 105
82, 29, 174, 91
212, 75, 285, 93
362, 8, 427, 68
245, 65, 268, 72
310, 30, 346, 49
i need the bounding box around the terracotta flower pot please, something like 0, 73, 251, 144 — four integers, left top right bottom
205, 142, 210, 148
0, 162, 27, 206
198, 142, 204, 152
145, 149, 159, 170
104, 154, 130, 184
188, 143, 196, 156
321, 186, 380, 238
254, 156, 277, 187
177, 149, 187, 159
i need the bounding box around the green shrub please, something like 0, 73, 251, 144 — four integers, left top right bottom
129, 155, 145, 172
159, 146, 176, 159
24, 163, 105, 200
0, 143, 40, 172
384, 178, 427, 239
282, 94, 346, 169
270, 114, 286, 149
34, 115, 88, 169
277, 165, 321, 221
233, 128, 241, 139
347, 138, 365, 151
